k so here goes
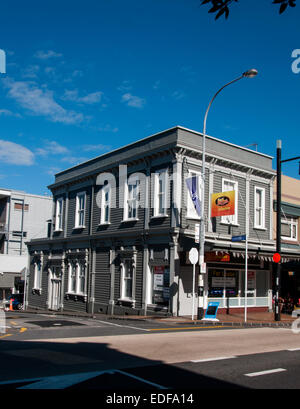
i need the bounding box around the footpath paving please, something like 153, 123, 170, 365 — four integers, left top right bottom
21, 308, 297, 328
111, 311, 296, 328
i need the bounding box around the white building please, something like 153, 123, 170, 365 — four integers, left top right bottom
0, 188, 52, 300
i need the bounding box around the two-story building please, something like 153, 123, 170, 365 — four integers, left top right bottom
273, 175, 300, 304
0, 188, 52, 301
26, 126, 280, 316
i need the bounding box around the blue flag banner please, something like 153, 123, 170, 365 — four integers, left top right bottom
186, 175, 202, 217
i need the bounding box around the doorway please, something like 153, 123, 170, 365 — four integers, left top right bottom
49, 267, 62, 311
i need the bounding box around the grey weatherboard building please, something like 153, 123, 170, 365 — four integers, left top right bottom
26, 126, 282, 316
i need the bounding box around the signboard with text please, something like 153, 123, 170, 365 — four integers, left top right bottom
211, 190, 235, 218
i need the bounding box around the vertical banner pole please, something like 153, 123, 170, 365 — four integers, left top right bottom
245, 235, 248, 323
192, 263, 195, 321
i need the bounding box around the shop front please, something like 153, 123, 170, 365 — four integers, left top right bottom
207, 267, 271, 311
204, 251, 272, 313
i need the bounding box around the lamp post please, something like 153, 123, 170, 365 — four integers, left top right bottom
274, 140, 300, 321
197, 69, 258, 320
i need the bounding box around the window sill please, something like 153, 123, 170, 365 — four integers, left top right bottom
151, 214, 168, 219
53, 229, 63, 233
32, 288, 42, 295
99, 222, 111, 226
73, 225, 86, 230
186, 215, 201, 221
65, 292, 87, 302
117, 298, 136, 307
121, 218, 139, 223
253, 226, 267, 231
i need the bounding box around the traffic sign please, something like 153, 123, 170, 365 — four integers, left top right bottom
273, 253, 281, 263
189, 248, 198, 265
231, 234, 246, 242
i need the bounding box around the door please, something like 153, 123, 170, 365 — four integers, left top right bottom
178, 266, 198, 316
49, 267, 62, 311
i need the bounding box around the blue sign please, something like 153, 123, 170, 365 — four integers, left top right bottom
204, 302, 220, 320
231, 234, 246, 242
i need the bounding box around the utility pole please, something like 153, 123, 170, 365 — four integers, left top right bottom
274, 140, 300, 321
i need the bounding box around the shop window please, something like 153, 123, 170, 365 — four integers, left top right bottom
152, 266, 170, 306
208, 269, 239, 298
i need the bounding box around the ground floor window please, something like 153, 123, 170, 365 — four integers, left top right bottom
121, 259, 134, 299
207, 268, 269, 308
152, 266, 170, 306
68, 262, 86, 296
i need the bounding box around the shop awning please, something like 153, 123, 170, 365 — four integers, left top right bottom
207, 249, 300, 263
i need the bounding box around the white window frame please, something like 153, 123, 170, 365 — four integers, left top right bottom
75, 192, 86, 228
55, 197, 63, 231
281, 215, 298, 241
186, 170, 202, 220
254, 186, 266, 229
100, 184, 111, 225
123, 176, 139, 221
153, 169, 168, 217
120, 259, 134, 300
68, 262, 87, 295
34, 261, 42, 290
221, 178, 238, 225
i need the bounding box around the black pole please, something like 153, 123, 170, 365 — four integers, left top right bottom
275, 140, 282, 321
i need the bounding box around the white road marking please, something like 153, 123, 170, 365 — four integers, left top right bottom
244, 368, 287, 377
287, 348, 300, 351
191, 356, 236, 363
96, 320, 149, 332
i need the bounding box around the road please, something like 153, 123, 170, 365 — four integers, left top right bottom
1, 312, 300, 393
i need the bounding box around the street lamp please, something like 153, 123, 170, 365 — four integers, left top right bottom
198, 69, 258, 320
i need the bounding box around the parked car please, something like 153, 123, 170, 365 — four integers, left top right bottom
5, 294, 24, 311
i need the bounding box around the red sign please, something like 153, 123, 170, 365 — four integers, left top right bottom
272, 253, 281, 263
154, 266, 164, 274
205, 252, 230, 262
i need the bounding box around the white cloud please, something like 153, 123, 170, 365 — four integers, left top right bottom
172, 90, 185, 100
34, 50, 63, 60
35, 140, 70, 157
121, 93, 146, 108
60, 156, 88, 165
22, 64, 40, 79
0, 140, 34, 165
82, 143, 111, 152
62, 89, 103, 104
3, 78, 85, 125
0, 109, 21, 118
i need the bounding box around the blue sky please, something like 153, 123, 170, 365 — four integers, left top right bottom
0, 0, 299, 195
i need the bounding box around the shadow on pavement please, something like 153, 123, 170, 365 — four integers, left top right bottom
0, 337, 247, 390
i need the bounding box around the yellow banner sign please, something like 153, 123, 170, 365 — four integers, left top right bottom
211, 190, 235, 218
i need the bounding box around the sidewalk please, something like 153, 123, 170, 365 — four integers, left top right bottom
21, 308, 297, 328
110, 310, 296, 328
